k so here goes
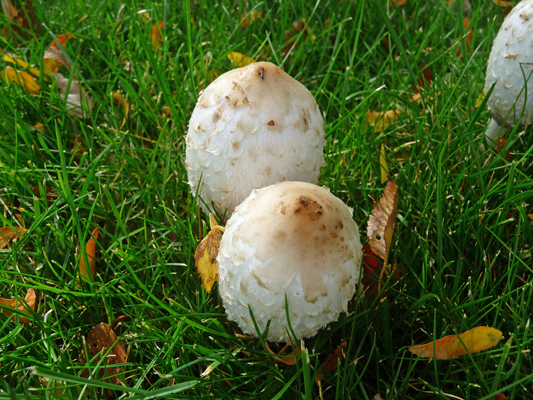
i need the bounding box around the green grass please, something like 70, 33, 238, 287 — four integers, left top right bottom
1, 0, 532, 399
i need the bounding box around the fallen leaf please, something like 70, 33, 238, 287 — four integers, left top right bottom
361, 245, 381, 299
365, 109, 401, 132
149, 21, 164, 52
380, 144, 388, 184
54, 73, 94, 118
240, 10, 262, 29
44, 46, 71, 75
1, 0, 41, 43
78, 228, 99, 284
1, 67, 40, 94
0, 226, 27, 249
367, 180, 399, 264
528, 214, 533, 220
282, 19, 315, 56
495, 137, 511, 162
3, 55, 41, 79
414, 65, 432, 93
112, 92, 129, 126
456, 17, 473, 58
2, 0, 17, 20
265, 342, 302, 365
195, 214, 224, 293
0, 288, 37, 324
82, 322, 128, 395
495, 393, 506, 400
389, 0, 407, 6
227, 51, 255, 67
409, 326, 504, 359
50, 33, 74, 49
315, 347, 344, 384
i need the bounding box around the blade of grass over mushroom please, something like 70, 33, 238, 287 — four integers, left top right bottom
408, 327, 504, 360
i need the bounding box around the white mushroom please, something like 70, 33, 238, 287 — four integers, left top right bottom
485, 0, 533, 144
186, 62, 325, 219
217, 181, 363, 343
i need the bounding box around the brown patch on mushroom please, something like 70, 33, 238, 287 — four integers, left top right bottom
240, 281, 250, 296
268, 120, 275, 126
264, 165, 272, 177
520, 11, 532, 21
232, 140, 240, 151
225, 81, 249, 108
293, 196, 323, 221
213, 111, 222, 123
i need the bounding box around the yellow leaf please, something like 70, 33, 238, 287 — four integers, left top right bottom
365, 109, 401, 132
227, 52, 255, 67
0, 226, 27, 249
0, 288, 37, 324
78, 228, 99, 284
380, 143, 388, 184
2, 67, 40, 94
409, 326, 504, 359
3, 55, 41, 78
367, 180, 398, 264
194, 215, 224, 293
528, 214, 533, 220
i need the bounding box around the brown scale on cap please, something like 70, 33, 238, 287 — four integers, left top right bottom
233, 182, 355, 303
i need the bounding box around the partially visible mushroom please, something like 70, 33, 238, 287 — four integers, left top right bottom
186, 62, 325, 219
217, 181, 363, 343
485, 0, 533, 144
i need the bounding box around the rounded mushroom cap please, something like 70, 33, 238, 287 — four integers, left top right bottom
485, 0, 533, 127
218, 181, 363, 343
186, 62, 325, 220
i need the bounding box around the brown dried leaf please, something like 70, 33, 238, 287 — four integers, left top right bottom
149, 21, 164, 52
0, 226, 27, 249
0, 288, 37, 324
44, 46, 71, 75
54, 73, 94, 118
367, 180, 398, 264
78, 228, 99, 284
315, 347, 344, 384
409, 327, 503, 360
195, 214, 224, 293
265, 342, 302, 365
83, 323, 127, 389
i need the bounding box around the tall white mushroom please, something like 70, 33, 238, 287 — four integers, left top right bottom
485, 0, 533, 145
186, 62, 325, 219
217, 181, 363, 343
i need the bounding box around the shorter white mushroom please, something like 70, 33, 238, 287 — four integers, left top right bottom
217, 181, 363, 343
485, 0, 533, 145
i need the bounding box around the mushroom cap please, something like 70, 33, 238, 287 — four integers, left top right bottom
186, 61, 325, 219
485, 0, 533, 127
218, 181, 363, 343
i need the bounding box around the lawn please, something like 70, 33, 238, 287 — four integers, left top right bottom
1, 0, 532, 399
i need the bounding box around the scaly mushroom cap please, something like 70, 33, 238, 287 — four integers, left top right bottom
186, 62, 325, 219
218, 181, 363, 343
485, 0, 533, 127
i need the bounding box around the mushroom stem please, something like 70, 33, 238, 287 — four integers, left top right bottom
483, 118, 508, 150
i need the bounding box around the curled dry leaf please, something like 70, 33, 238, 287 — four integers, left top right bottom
82, 322, 128, 392
149, 21, 164, 52
78, 228, 99, 284
0, 288, 37, 324
0, 226, 28, 249
240, 10, 262, 29
367, 180, 399, 264
195, 215, 224, 293
54, 73, 94, 118
265, 342, 302, 365
112, 92, 129, 126
44, 46, 71, 75
315, 347, 344, 384
409, 326, 504, 360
